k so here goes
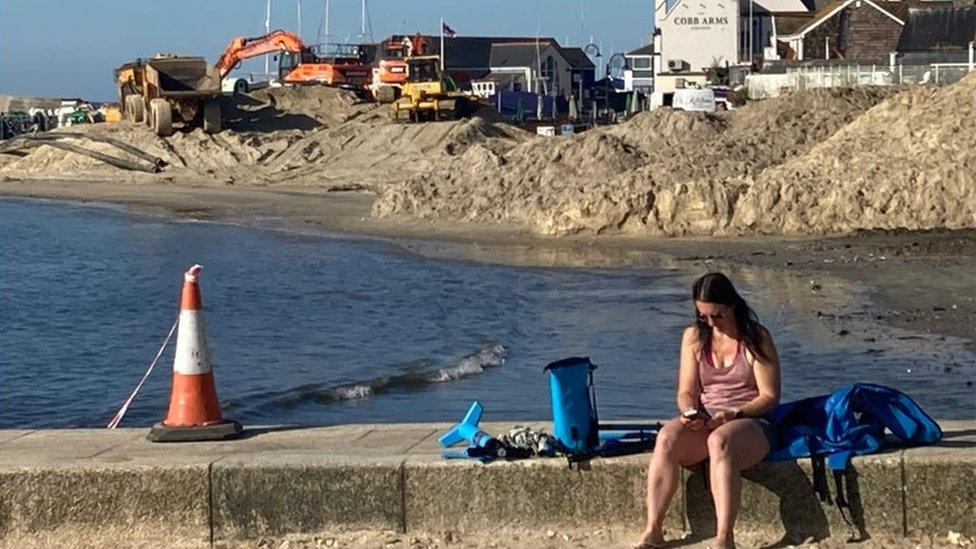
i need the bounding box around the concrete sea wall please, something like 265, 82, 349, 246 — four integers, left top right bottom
0, 421, 972, 547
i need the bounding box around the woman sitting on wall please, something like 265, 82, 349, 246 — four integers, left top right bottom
635, 272, 782, 549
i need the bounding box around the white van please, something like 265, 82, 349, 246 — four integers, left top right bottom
671, 88, 716, 112
650, 88, 732, 113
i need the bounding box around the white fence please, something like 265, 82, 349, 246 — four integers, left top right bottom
746, 63, 975, 99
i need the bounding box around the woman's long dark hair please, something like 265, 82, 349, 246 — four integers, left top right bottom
692, 272, 769, 362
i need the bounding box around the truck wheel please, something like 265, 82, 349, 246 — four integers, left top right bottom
454, 98, 473, 119
125, 95, 145, 123
233, 79, 249, 96
118, 88, 127, 119
150, 98, 173, 137
203, 99, 222, 134
375, 86, 397, 104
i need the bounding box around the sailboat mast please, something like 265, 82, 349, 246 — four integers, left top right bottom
360, 0, 366, 41
265, 0, 272, 75
324, 0, 330, 44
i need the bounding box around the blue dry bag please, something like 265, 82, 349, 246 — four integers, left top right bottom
544, 357, 600, 453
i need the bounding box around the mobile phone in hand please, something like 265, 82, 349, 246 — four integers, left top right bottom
682, 409, 707, 421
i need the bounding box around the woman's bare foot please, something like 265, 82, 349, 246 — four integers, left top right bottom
632, 528, 666, 548
706, 536, 736, 549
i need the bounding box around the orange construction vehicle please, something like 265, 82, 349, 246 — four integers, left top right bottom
215, 29, 370, 89
370, 34, 431, 103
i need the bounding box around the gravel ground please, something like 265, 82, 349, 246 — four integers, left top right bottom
219, 528, 975, 548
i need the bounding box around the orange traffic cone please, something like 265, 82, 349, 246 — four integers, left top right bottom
148, 264, 242, 442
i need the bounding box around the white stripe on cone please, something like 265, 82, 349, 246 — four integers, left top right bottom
173, 309, 213, 375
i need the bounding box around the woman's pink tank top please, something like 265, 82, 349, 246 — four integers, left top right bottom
698, 341, 759, 415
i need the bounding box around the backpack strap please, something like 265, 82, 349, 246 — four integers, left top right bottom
812, 456, 856, 527
833, 468, 855, 527
811, 454, 830, 503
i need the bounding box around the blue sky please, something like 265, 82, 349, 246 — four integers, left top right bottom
0, 0, 656, 101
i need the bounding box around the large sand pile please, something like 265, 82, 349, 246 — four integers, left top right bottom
732, 73, 976, 233
247, 85, 373, 125
374, 80, 974, 236
0, 87, 524, 190
372, 87, 905, 235
2, 79, 972, 237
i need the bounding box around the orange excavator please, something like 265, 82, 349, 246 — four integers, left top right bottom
215, 29, 370, 89
369, 34, 431, 103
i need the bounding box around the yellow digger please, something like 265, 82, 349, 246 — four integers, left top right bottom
390, 56, 476, 122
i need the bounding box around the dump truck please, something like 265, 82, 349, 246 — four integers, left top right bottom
390, 55, 476, 122
116, 55, 222, 136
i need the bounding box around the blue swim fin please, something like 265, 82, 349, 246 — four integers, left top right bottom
438, 401, 493, 448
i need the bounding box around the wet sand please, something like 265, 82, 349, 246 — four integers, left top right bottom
1, 179, 972, 352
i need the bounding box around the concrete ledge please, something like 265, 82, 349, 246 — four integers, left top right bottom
0, 465, 210, 545
686, 453, 905, 544
0, 429, 210, 546
212, 454, 403, 541
904, 438, 976, 537
0, 420, 971, 546
403, 455, 683, 533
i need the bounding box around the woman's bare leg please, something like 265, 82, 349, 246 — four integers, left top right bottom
706, 419, 770, 549
637, 418, 710, 546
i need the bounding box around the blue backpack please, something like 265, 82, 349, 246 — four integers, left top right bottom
766, 382, 942, 467
764, 383, 941, 524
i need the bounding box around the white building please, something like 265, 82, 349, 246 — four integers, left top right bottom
655, 0, 741, 73
651, 0, 816, 93
486, 41, 571, 95
624, 44, 656, 92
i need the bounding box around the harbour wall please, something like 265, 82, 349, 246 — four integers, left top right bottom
0, 421, 972, 547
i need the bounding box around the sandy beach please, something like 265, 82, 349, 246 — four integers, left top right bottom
2, 179, 971, 355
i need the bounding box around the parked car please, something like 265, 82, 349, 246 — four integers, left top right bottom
0, 111, 32, 139
709, 86, 735, 111
221, 74, 274, 95
671, 88, 716, 112
651, 87, 734, 113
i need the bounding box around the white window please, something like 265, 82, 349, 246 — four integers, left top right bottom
540, 55, 556, 93
632, 57, 651, 69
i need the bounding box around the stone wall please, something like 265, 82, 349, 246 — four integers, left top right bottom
0, 423, 972, 546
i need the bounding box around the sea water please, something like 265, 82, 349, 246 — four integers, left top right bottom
1, 198, 971, 428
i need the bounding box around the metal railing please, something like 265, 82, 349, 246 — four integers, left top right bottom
746, 62, 974, 99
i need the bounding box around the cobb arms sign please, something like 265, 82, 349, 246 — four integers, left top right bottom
656, 0, 740, 71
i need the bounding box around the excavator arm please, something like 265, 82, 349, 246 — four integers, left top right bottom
215, 29, 308, 78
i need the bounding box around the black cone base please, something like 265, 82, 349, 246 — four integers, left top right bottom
147, 419, 243, 443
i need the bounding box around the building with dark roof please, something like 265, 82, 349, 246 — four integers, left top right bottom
561, 47, 595, 69
371, 34, 596, 98
487, 42, 549, 68
624, 44, 656, 92
776, 0, 954, 61
557, 47, 597, 100
483, 41, 583, 96
896, 6, 976, 63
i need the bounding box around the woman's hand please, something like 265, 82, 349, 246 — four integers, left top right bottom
706, 410, 738, 429
679, 416, 706, 431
